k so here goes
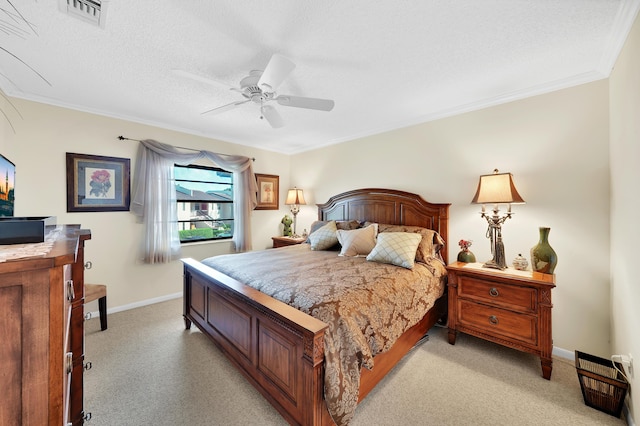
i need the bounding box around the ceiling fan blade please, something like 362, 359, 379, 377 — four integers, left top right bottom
260, 105, 284, 128
257, 54, 295, 92
172, 69, 237, 90
276, 95, 335, 111
201, 100, 249, 116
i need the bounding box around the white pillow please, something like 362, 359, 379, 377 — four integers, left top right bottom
308, 220, 339, 250
336, 224, 378, 257
366, 232, 422, 269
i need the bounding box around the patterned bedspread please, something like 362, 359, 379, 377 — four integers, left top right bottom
201, 244, 446, 425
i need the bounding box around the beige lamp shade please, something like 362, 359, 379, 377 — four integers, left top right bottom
471, 170, 525, 204
285, 188, 306, 205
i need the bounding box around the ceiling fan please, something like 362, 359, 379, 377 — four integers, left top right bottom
175, 54, 335, 128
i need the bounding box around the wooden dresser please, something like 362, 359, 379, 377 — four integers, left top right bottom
0, 225, 91, 425
446, 262, 556, 379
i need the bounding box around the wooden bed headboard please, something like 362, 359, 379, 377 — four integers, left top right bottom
317, 188, 450, 263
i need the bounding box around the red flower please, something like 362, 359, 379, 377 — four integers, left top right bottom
89, 169, 112, 197
91, 169, 110, 183
458, 239, 472, 250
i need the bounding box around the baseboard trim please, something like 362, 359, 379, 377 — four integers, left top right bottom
624, 405, 635, 426
85, 291, 182, 319
552, 345, 574, 361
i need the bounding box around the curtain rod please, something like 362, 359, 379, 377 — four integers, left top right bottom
117, 136, 255, 161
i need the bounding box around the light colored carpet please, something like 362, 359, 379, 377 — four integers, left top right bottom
84, 298, 626, 425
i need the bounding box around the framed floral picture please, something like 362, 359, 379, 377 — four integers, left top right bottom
255, 173, 279, 210
66, 153, 131, 212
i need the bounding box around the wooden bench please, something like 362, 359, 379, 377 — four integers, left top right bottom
85, 284, 107, 331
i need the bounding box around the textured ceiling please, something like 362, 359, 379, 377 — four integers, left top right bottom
1, 1, 638, 153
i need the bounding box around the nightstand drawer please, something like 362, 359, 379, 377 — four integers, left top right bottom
458, 300, 537, 345
458, 276, 536, 313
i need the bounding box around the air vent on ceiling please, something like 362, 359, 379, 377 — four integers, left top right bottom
58, 0, 109, 28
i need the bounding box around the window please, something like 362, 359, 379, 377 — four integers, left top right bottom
174, 164, 234, 243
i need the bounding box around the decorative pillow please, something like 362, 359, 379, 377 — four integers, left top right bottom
366, 232, 423, 269
368, 222, 444, 264
308, 220, 339, 250
306, 220, 362, 248
308, 220, 328, 236
336, 224, 378, 257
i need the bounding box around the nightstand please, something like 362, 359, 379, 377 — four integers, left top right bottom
272, 236, 306, 248
446, 262, 556, 379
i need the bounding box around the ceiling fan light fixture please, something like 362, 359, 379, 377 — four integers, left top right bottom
178, 53, 335, 128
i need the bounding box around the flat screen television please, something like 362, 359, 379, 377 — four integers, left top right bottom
0, 153, 15, 217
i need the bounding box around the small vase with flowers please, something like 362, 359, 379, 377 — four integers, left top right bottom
457, 239, 476, 263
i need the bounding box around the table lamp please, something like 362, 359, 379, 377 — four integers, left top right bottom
285, 187, 306, 237
471, 169, 525, 270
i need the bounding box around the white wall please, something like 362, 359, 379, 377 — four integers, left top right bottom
291, 80, 612, 359
3, 99, 291, 309
610, 12, 640, 423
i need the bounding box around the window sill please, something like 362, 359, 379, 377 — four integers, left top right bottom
180, 238, 232, 247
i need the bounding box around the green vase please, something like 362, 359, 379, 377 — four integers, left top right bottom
530, 227, 557, 274
457, 249, 476, 263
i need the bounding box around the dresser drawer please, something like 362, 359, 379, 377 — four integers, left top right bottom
458, 299, 538, 346
458, 276, 536, 313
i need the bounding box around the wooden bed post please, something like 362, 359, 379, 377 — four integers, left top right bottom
302, 333, 328, 426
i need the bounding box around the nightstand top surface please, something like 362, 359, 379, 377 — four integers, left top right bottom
272, 236, 306, 242
447, 261, 555, 286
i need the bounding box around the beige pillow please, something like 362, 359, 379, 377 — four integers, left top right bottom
308, 221, 339, 250
336, 224, 378, 257
366, 232, 422, 269
370, 223, 444, 263
306, 220, 361, 247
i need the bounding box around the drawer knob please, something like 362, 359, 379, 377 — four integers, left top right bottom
489, 287, 499, 297
66, 280, 75, 301
488, 315, 499, 325
66, 352, 73, 374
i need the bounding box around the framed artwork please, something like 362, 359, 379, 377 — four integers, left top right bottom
66, 152, 131, 212
255, 173, 279, 210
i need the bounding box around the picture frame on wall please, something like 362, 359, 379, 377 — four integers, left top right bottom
66, 152, 131, 212
255, 173, 279, 210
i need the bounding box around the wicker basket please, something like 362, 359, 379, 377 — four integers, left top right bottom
575, 351, 629, 417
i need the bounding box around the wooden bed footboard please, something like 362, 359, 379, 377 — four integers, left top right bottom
183, 258, 330, 425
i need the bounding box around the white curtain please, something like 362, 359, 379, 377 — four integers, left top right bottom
131, 139, 257, 264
